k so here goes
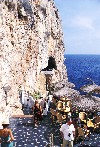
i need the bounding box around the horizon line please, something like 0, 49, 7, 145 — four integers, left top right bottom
64, 53, 100, 55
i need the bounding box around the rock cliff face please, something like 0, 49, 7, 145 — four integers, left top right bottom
0, 0, 68, 115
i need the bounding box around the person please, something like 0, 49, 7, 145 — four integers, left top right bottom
42, 99, 48, 117
49, 98, 57, 122
60, 118, 75, 147
49, 97, 57, 110
47, 98, 51, 111
34, 101, 43, 126
0, 119, 14, 147
29, 95, 35, 114
40, 98, 45, 110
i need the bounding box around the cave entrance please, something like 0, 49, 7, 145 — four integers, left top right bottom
42, 56, 57, 71
42, 56, 57, 94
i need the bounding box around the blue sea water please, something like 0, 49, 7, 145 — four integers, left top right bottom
64, 54, 100, 93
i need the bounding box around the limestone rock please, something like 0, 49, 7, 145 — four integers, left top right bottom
0, 0, 68, 115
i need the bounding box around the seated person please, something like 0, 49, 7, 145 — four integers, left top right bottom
49, 101, 56, 110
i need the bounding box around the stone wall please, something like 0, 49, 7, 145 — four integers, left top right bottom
0, 0, 68, 115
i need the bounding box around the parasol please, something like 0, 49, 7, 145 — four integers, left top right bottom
81, 84, 100, 95
53, 86, 79, 97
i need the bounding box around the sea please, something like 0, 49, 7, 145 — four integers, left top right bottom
64, 54, 100, 95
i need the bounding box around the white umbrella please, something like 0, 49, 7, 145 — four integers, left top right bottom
53, 87, 79, 97
81, 84, 100, 95
72, 95, 100, 111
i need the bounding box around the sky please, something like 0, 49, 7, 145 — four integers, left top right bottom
54, 0, 100, 55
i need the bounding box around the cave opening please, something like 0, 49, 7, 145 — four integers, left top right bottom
42, 56, 57, 71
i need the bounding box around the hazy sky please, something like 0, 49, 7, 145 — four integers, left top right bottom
54, 0, 100, 54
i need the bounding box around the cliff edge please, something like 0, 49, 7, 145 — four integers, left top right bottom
0, 0, 69, 115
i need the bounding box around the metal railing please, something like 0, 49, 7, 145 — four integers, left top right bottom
49, 133, 54, 147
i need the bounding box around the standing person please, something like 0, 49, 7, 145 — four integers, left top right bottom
42, 99, 48, 118
60, 118, 75, 147
34, 101, 43, 126
29, 95, 35, 114
0, 119, 14, 147
47, 98, 51, 112
40, 98, 45, 110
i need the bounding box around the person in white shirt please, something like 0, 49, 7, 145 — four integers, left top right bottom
40, 98, 45, 110
60, 118, 75, 147
29, 96, 35, 109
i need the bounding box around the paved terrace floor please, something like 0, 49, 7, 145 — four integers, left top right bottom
9, 109, 100, 147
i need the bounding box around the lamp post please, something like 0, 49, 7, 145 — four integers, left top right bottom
49, 133, 54, 147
